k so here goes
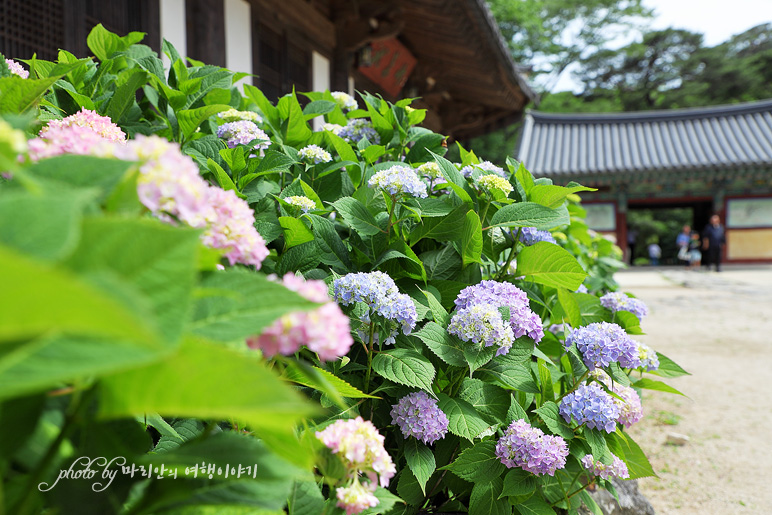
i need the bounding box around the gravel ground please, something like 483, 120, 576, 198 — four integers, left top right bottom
616, 266, 772, 514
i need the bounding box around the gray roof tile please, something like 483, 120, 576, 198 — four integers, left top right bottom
516, 100, 772, 175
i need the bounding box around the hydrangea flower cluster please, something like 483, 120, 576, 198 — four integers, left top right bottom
298, 144, 332, 164
339, 119, 380, 144
332, 271, 417, 344
316, 417, 396, 515
332, 91, 358, 111
600, 292, 649, 320
565, 322, 641, 370
460, 160, 505, 178
576, 284, 589, 294
368, 165, 428, 198
247, 273, 352, 361
417, 161, 442, 180
477, 174, 513, 195
40, 107, 127, 143
390, 391, 449, 444
589, 370, 644, 427
454, 280, 544, 344
581, 453, 629, 480
636, 341, 660, 371
5, 58, 28, 79
320, 123, 343, 135
448, 304, 515, 356
28, 125, 115, 160
559, 383, 621, 433
217, 108, 262, 123
284, 195, 316, 213
495, 419, 568, 476
519, 226, 557, 245
109, 135, 269, 267
216, 120, 270, 151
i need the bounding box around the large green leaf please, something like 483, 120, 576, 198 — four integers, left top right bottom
478, 355, 540, 393
529, 184, 596, 209
459, 211, 483, 266
459, 378, 510, 425
371, 349, 435, 392
409, 204, 469, 245
106, 68, 148, 122
404, 439, 436, 494
574, 293, 611, 325
444, 440, 505, 482
606, 431, 656, 479
516, 242, 587, 290
633, 378, 686, 396
284, 90, 313, 146
500, 469, 538, 498
283, 363, 377, 400
535, 401, 574, 440
178, 104, 231, 140
190, 270, 318, 342
279, 216, 315, 248
469, 477, 509, 515
650, 352, 690, 378
515, 495, 558, 515
412, 322, 466, 367
556, 289, 582, 327
0, 60, 87, 113
437, 394, 490, 441
288, 479, 325, 515
332, 196, 383, 236
309, 214, 353, 271
489, 202, 569, 230
27, 155, 135, 199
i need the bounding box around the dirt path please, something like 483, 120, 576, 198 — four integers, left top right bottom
616, 266, 772, 514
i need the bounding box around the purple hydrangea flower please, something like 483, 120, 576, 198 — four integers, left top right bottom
519, 226, 557, 245
495, 419, 568, 476
636, 341, 660, 371
576, 284, 589, 294
390, 391, 449, 444
448, 304, 515, 356
460, 160, 505, 178
368, 165, 428, 198
581, 453, 629, 480
559, 382, 620, 433
332, 271, 417, 344
217, 120, 270, 150
454, 280, 544, 344
565, 322, 641, 370
600, 292, 649, 320
339, 119, 380, 144
611, 383, 643, 427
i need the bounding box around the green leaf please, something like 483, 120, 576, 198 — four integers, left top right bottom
470, 477, 509, 515
360, 487, 402, 515
302, 99, 336, 119
516, 242, 587, 290
534, 401, 574, 440
615, 310, 644, 335
556, 289, 582, 327
87, 24, 143, 60
500, 469, 538, 498
650, 352, 690, 378
529, 184, 596, 209
244, 84, 279, 128
606, 431, 656, 479
478, 355, 540, 393
371, 349, 435, 392
190, 269, 318, 342
583, 428, 609, 459
445, 440, 505, 482
412, 322, 466, 367
459, 378, 509, 425
514, 495, 557, 515
463, 344, 497, 375
404, 439, 436, 494
489, 202, 569, 230
514, 162, 535, 195
429, 150, 473, 203
409, 204, 469, 245
580, 490, 603, 515
0, 60, 88, 113
633, 378, 686, 396
27, 155, 134, 198
507, 396, 528, 424
309, 214, 352, 271
460, 211, 483, 266
288, 480, 325, 515
575, 293, 611, 325
285, 90, 313, 146
100, 337, 317, 435
279, 216, 315, 248
106, 69, 148, 122
437, 394, 490, 441
178, 104, 231, 140
284, 363, 377, 399
333, 196, 382, 236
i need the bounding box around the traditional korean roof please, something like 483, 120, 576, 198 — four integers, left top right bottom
516, 100, 772, 176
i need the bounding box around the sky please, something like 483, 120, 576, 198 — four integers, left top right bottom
553, 0, 772, 91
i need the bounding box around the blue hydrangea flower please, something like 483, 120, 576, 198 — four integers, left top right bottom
519, 226, 557, 245
339, 119, 380, 144
448, 304, 515, 356
576, 284, 589, 294
495, 419, 568, 476
332, 271, 417, 344
460, 161, 505, 178
600, 292, 649, 320
390, 391, 449, 444
565, 322, 641, 370
454, 280, 544, 344
559, 383, 620, 433
636, 341, 659, 371
368, 165, 428, 198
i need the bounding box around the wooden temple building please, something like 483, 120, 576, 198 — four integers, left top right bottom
516, 100, 772, 263
0, 0, 535, 140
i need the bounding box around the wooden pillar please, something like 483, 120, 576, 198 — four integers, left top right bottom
616, 189, 628, 259
186, 0, 226, 66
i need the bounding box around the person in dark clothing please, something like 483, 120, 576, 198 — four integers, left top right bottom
702, 214, 726, 271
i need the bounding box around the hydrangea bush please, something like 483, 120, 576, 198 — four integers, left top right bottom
0, 26, 689, 515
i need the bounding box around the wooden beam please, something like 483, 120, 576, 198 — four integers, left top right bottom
251, 0, 335, 50
186, 0, 226, 66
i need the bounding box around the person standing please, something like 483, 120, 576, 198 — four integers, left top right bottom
676, 225, 691, 265
647, 238, 662, 266
702, 214, 726, 272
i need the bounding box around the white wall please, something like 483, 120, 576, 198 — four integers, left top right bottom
225, 0, 253, 87
159, 0, 187, 67
312, 51, 331, 129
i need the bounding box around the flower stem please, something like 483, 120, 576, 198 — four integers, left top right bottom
386, 194, 397, 240
364, 323, 376, 394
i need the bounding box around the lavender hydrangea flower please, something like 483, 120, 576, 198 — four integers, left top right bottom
495, 419, 568, 476
589, 370, 644, 427
636, 341, 660, 371
581, 453, 629, 480
217, 120, 270, 151
519, 226, 557, 245
368, 165, 428, 199
390, 391, 449, 444
454, 280, 544, 344
460, 160, 505, 178
559, 383, 620, 433
448, 304, 515, 356
576, 284, 589, 294
298, 144, 332, 164
333, 271, 417, 344
339, 119, 380, 144
565, 322, 641, 370
600, 292, 649, 320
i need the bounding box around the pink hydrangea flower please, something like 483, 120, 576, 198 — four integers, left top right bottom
336, 481, 379, 515
247, 274, 353, 361
5, 58, 28, 79
28, 125, 116, 161
203, 188, 269, 267
40, 108, 126, 143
